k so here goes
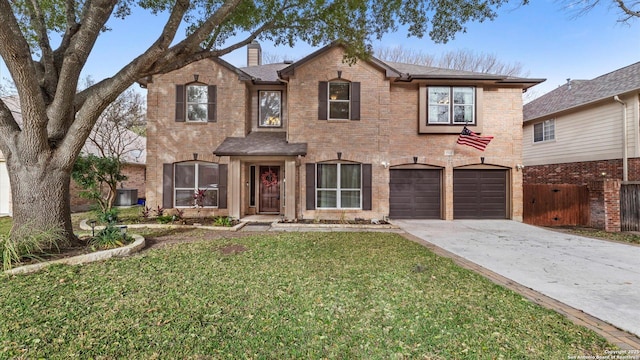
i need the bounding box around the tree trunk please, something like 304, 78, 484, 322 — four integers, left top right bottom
8, 159, 75, 244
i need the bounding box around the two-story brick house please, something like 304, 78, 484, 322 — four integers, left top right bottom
143, 42, 542, 221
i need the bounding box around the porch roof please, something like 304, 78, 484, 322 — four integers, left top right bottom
213, 132, 307, 156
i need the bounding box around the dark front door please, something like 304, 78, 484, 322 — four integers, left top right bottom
259, 166, 280, 213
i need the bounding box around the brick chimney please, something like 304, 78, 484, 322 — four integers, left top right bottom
247, 41, 262, 67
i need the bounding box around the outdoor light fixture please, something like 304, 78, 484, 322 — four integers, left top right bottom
413, 156, 418, 164
193, 74, 199, 82
89, 220, 96, 237
119, 225, 128, 240
337, 152, 342, 160
481, 157, 485, 164
337, 70, 342, 79
193, 153, 198, 160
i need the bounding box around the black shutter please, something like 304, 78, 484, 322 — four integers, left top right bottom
318, 82, 328, 120
175, 85, 185, 122
351, 82, 361, 120
306, 163, 316, 210
218, 164, 228, 209
208, 85, 217, 122
362, 163, 372, 210
163, 163, 174, 208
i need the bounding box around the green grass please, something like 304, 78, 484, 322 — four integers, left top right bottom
0, 232, 612, 358
557, 227, 640, 245
0, 216, 11, 235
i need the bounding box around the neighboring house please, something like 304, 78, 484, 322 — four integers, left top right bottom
143, 42, 542, 221
0, 95, 147, 215
523, 62, 640, 185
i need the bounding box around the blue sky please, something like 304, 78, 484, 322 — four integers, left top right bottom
1, 1, 638, 98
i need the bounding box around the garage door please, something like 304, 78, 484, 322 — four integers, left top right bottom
454, 169, 507, 219
389, 169, 441, 219
0, 163, 10, 215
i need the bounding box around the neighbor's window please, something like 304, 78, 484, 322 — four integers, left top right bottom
534, 119, 555, 143
328, 81, 351, 120
259, 91, 282, 127
186, 84, 208, 122
317, 163, 361, 209
174, 162, 219, 207
427, 86, 475, 125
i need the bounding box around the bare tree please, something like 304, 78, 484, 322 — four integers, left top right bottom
374, 46, 436, 65
375, 46, 526, 77
562, 0, 639, 22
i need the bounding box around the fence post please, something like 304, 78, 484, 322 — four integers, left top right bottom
603, 179, 621, 232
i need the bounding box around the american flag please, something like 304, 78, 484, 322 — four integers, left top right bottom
456, 126, 493, 151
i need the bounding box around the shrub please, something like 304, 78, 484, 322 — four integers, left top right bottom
89, 225, 129, 251
153, 206, 164, 217
156, 215, 174, 224
213, 216, 233, 227
141, 206, 152, 219
95, 208, 119, 224
1, 226, 66, 271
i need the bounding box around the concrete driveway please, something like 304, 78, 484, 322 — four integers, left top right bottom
392, 220, 640, 338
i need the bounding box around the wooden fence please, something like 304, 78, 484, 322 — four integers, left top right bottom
621, 183, 640, 231
523, 184, 589, 226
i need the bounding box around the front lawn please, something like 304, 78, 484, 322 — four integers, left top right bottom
0, 232, 612, 358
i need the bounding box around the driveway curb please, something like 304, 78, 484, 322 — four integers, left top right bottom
400, 232, 640, 350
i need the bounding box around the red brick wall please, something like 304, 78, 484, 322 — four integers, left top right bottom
524, 158, 640, 185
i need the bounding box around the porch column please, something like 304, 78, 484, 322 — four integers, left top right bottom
228, 158, 242, 219
284, 159, 296, 220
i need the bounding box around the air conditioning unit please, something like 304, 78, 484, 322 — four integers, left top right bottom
115, 189, 138, 206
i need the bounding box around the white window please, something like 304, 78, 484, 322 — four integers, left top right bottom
328, 82, 350, 120
534, 119, 555, 143
259, 91, 282, 127
316, 163, 361, 209
427, 86, 475, 125
174, 162, 219, 207
186, 85, 208, 122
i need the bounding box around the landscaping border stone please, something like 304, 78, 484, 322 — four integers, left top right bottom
4, 234, 145, 276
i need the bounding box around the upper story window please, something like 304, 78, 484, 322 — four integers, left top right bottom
318, 81, 361, 121
186, 85, 208, 122
174, 162, 219, 208
329, 81, 351, 120
259, 91, 282, 127
175, 84, 217, 123
427, 86, 475, 125
534, 119, 555, 143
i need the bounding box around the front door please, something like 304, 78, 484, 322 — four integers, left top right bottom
259, 166, 280, 213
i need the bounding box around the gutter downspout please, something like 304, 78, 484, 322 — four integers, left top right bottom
614, 95, 628, 181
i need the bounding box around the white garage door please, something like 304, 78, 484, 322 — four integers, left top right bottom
0, 163, 11, 215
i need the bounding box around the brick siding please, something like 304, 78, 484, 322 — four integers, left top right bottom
524, 158, 640, 185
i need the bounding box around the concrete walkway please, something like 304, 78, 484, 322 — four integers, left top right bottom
393, 220, 640, 344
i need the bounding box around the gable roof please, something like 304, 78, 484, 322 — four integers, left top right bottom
273, 42, 543, 88
524, 61, 640, 122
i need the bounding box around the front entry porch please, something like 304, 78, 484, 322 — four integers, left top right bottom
213, 132, 307, 221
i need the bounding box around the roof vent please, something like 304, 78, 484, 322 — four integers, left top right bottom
566, 78, 571, 90
284, 60, 293, 64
